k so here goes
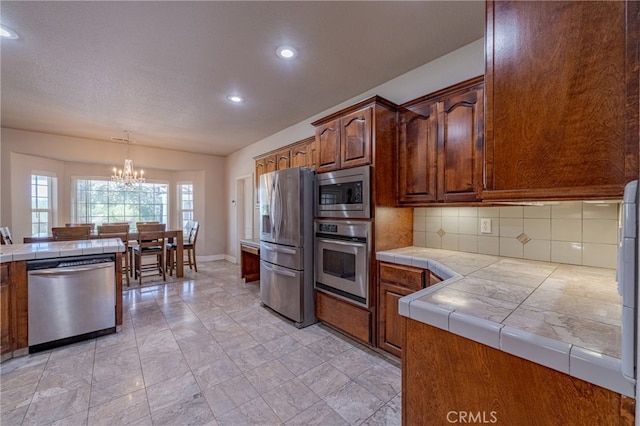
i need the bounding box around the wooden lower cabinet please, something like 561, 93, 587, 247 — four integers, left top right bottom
378, 262, 440, 357
1, 260, 26, 360
240, 244, 260, 282
403, 318, 635, 425
1, 263, 12, 357
378, 282, 411, 357
316, 291, 371, 344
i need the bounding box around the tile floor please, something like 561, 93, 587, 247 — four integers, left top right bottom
1, 261, 401, 425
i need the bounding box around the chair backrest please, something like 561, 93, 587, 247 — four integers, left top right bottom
136, 223, 166, 250
0, 226, 13, 245
97, 224, 129, 243
52, 226, 91, 241
66, 223, 96, 232
188, 221, 200, 245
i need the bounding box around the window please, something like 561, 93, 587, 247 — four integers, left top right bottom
177, 183, 193, 230
31, 174, 55, 236
73, 179, 168, 229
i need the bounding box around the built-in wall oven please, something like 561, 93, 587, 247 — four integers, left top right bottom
316, 165, 370, 218
315, 219, 370, 308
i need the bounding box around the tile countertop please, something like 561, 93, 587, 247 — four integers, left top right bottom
0, 238, 125, 263
239, 238, 261, 249
377, 246, 635, 398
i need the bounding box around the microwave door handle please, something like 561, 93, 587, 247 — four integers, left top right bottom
262, 262, 296, 278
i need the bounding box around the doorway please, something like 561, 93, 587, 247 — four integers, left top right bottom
235, 174, 255, 262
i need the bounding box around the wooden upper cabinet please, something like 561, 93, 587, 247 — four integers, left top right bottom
275, 150, 290, 170
255, 137, 317, 189
313, 99, 394, 173
484, 0, 639, 200
437, 83, 484, 202
340, 107, 372, 170
398, 100, 438, 204
315, 118, 341, 173
290, 137, 316, 169
397, 77, 484, 205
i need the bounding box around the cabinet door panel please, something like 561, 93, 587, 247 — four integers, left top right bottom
378, 282, 410, 357
290, 144, 309, 168
484, 1, 637, 200
341, 107, 372, 169
316, 119, 341, 173
438, 86, 483, 202
265, 155, 277, 173
0, 264, 10, 355
276, 150, 290, 170
398, 102, 438, 204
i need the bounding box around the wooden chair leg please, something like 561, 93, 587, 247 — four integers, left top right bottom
191, 248, 197, 272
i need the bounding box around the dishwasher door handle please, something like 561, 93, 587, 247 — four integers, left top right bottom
28, 263, 114, 276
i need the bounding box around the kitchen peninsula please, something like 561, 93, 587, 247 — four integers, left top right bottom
377, 246, 634, 425
0, 239, 125, 361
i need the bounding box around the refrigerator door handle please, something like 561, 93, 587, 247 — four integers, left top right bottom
262, 262, 296, 278
262, 245, 297, 255
268, 179, 276, 240
273, 177, 283, 240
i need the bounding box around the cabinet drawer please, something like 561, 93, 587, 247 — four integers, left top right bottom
379, 262, 425, 291
316, 291, 371, 344
241, 244, 259, 256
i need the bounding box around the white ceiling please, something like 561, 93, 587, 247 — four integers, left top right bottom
1, 1, 484, 156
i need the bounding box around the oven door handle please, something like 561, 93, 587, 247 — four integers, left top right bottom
262, 263, 296, 277
317, 238, 366, 249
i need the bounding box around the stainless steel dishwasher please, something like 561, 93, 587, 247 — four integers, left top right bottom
27, 254, 116, 352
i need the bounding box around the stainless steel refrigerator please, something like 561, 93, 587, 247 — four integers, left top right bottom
259, 166, 316, 328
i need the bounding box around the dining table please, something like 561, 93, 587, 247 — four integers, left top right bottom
23, 228, 186, 278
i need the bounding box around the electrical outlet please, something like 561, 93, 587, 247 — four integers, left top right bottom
480, 218, 492, 234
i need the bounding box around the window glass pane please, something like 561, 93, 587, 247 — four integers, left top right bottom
72, 179, 169, 228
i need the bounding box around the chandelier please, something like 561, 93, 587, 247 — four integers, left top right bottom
111, 130, 145, 188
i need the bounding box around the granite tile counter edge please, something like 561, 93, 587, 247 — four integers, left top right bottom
0, 238, 126, 263
377, 249, 635, 398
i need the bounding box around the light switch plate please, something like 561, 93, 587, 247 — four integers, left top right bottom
480, 218, 492, 234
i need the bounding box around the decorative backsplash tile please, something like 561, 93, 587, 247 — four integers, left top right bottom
413, 202, 620, 269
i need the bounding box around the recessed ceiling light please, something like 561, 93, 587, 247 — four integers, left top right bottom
276, 46, 297, 60
0, 25, 19, 40
227, 95, 244, 103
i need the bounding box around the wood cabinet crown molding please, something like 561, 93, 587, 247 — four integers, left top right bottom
252, 136, 315, 161
310, 95, 397, 127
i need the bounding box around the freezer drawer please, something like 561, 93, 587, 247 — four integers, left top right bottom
260, 260, 303, 323
260, 241, 304, 271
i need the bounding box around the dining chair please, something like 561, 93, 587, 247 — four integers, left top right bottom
167, 221, 199, 275
133, 223, 166, 285
0, 226, 13, 245
98, 224, 130, 286
65, 222, 96, 232
52, 226, 91, 241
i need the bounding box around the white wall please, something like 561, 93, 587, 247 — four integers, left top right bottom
224, 38, 485, 258
0, 128, 225, 257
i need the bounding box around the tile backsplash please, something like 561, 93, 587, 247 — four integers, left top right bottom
413, 202, 620, 269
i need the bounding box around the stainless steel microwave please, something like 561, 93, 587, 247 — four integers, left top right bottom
316, 165, 370, 218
